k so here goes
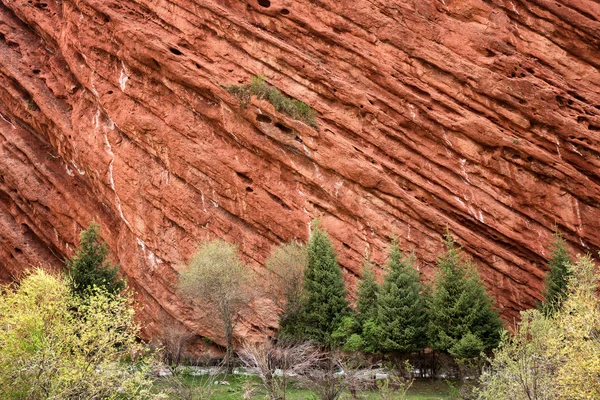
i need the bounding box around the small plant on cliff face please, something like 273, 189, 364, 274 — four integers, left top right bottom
67, 222, 125, 297
178, 239, 255, 371
224, 75, 318, 128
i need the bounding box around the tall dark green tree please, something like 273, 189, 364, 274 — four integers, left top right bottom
67, 222, 125, 297
539, 232, 573, 315
427, 231, 502, 359
356, 258, 379, 323
374, 241, 428, 353
301, 221, 351, 346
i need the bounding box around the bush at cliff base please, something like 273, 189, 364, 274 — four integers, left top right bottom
478, 255, 600, 400
0, 268, 164, 399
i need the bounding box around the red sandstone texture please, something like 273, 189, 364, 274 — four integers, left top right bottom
0, 0, 599, 346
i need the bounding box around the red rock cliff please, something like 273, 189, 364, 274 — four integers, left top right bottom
1, 0, 599, 345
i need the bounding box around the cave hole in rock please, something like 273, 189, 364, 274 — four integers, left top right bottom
280, 8, 290, 15
236, 171, 253, 183
485, 49, 495, 57
569, 91, 586, 102
246, 186, 254, 192
195, 62, 201, 69
589, 125, 600, 131
169, 47, 183, 56
257, 0, 270, 7
32, 69, 40, 75
295, 136, 303, 143
368, 99, 374, 105
360, 104, 364, 108
342, 242, 350, 249
14, 247, 22, 254
34, 3, 48, 9
256, 114, 272, 123
577, 116, 588, 124
274, 122, 292, 133
107, 90, 113, 95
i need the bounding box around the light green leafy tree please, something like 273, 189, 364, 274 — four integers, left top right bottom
0, 269, 160, 399
178, 239, 254, 368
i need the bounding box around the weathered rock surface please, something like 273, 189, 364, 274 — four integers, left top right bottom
1, 0, 599, 346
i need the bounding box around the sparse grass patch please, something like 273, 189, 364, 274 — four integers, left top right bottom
225, 75, 318, 128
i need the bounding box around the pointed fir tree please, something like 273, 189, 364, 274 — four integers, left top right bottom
356, 258, 379, 323
301, 221, 351, 346
539, 232, 573, 315
67, 222, 125, 297
374, 241, 428, 353
427, 231, 502, 359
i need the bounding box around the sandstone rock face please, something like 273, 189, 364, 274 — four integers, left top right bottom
1, 0, 599, 345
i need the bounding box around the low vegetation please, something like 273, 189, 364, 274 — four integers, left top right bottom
0, 269, 159, 399
225, 75, 318, 128
3, 219, 598, 399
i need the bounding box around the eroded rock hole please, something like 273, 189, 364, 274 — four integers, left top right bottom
14, 247, 22, 254
577, 116, 588, 124
169, 47, 183, 56
295, 136, 303, 143
256, 114, 272, 123
280, 8, 290, 15
236, 171, 253, 183
589, 125, 600, 131
275, 122, 292, 133
32, 69, 40, 74
107, 90, 113, 95
257, 0, 270, 7
246, 186, 254, 192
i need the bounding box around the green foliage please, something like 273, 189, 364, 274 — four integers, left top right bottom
0, 269, 160, 399
178, 239, 253, 363
265, 242, 307, 341
67, 222, 125, 297
375, 242, 428, 353
427, 231, 502, 359
225, 75, 318, 128
300, 221, 351, 346
356, 258, 379, 323
539, 232, 573, 315
478, 255, 600, 400
331, 316, 361, 350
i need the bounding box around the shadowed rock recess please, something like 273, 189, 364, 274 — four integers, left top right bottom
0, 0, 599, 345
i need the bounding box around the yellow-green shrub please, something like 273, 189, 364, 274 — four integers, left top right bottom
0, 269, 162, 399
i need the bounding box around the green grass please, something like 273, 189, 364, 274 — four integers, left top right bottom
224, 76, 318, 128
154, 373, 453, 399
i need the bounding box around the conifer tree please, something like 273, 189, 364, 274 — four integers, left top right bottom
375, 241, 428, 353
539, 232, 573, 315
301, 221, 351, 346
356, 258, 379, 323
67, 222, 125, 297
427, 231, 502, 359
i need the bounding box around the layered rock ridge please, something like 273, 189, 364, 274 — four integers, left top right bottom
0, 0, 599, 343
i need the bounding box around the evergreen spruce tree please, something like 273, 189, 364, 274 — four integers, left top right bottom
301, 221, 351, 346
427, 231, 502, 359
539, 232, 573, 315
356, 258, 379, 323
67, 222, 125, 297
374, 241, 428, 353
